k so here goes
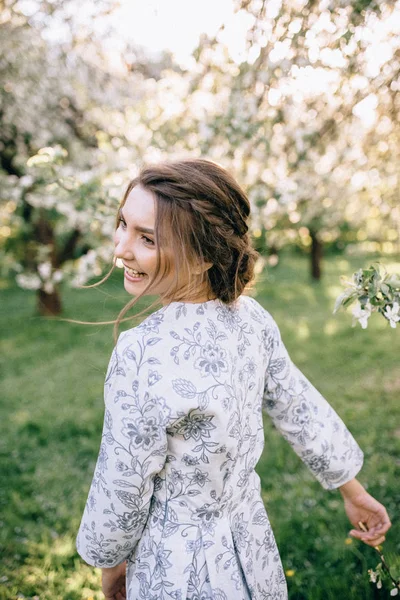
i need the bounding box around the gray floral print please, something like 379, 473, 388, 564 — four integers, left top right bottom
77, 296, 363, 599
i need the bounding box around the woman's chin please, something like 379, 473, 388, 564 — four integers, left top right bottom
124, 278, 142, 293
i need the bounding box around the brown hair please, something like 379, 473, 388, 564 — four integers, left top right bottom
80, 158, 259, 341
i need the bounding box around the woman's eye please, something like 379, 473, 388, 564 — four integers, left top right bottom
118, 217, 126, 228
142, 235, 155, 246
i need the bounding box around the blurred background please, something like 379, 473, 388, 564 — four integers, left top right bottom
0, 0, 399, 598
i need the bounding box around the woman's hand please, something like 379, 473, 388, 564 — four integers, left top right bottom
339, 478, 392, 547
101, 562, 126, 600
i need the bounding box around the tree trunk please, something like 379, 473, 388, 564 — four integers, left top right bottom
37, 288, 62, 316
310, 230, 323, 280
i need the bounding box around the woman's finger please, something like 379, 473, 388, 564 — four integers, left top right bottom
367, 522, 391, 536
350, 529, 369, 540
366, 536, 386, 547
358, 514, 391, 533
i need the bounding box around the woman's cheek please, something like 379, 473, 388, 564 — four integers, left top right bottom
113, 230, 120, 246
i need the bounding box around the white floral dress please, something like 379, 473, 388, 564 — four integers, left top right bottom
76, 295, 363, 600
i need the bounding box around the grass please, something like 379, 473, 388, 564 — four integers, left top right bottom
0, 251, 399, 599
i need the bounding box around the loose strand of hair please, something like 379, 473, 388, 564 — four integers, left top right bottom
75, 259, 116, 289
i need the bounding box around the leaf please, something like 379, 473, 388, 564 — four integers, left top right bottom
162, 522, 179, 538
105, 410, 113, 430
342, 293, 357, 308
147, 357, 161, 364
380, 282, 390, 296
115, 490, 139, 509
198, 392, 209, 410
227, 411, 239, 432
168, 506, 179, 523
125, 350, 136, 361
146, 337, 162, 346
192, 444, 204, 452
269, 358, 286, 375
104, 432, 114, 444
176, 305, 187, 319
386, 274, 400, 289
122, 470, 137, 477
172, 379, 197, 398
113, 479, 135, 488
333, 289, 355, 314
252, 508, 269, 525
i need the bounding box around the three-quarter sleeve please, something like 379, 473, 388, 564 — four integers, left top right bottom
262, 315, 364, 490
76, 332, 168, 567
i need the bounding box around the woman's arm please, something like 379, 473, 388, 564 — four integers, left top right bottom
262, 314, 364, 489
76, 332, 167, 568
339, 478, 391, 547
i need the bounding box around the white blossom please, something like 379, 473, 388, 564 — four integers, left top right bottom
53, 270, 63, 283
351, 300, 372, 329
390, 588, 399, 596
383, 302, 400, 329
37, 262, 52, 280
16, 273, 41, 290
368, 569, 377, 583
43, 281, 54, 294
19, 175, 34, 187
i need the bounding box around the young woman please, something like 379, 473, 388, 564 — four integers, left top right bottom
76, 159, 391, 600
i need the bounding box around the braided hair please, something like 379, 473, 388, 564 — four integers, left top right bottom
122, 158, 258, 304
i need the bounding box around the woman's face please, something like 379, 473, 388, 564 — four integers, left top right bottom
114, 184, 214, 302
114, 184, 175, 298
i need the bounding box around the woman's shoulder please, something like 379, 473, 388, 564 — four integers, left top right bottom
117, 306, 169, 346
117, 295, 277, 345
238, 294, 276, 325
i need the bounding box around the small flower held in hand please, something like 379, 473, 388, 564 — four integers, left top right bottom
359, 522, 400, 596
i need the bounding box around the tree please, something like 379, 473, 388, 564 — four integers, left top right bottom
156, 0, 400, 279
0, 0, 177, 314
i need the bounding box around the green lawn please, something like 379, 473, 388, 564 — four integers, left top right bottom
1, 252, 399, 600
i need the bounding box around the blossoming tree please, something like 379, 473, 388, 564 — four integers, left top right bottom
0, 0, 175, 314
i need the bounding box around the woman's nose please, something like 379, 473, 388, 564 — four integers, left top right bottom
114, 232, 134, 260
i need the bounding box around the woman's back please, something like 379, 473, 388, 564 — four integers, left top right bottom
77, 294, 363, 599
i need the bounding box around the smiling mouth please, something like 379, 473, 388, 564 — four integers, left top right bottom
125, 266, 147, 278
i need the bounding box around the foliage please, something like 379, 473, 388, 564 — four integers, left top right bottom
2, 145, 118, 293
1, 0, 400, 302
166, 0, 400, 259
368, 552, 400, 595
333, 263, 400, 328
0, 0, 177, 306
